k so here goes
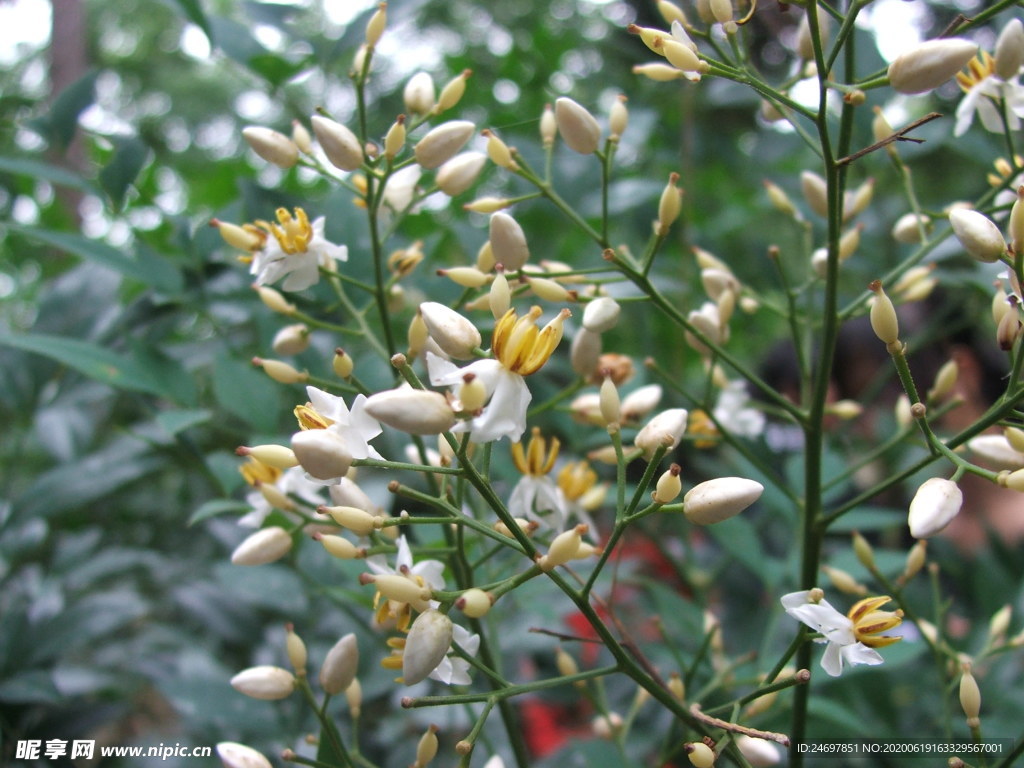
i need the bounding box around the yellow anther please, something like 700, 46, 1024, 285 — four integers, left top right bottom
239, 457, 283, 487
511, 427, 560, 477
492, 307, 570, 376
848, 596, 904, 649
294, 403, 334, 431
557, 461, 597, 502
257, 207, 314, 254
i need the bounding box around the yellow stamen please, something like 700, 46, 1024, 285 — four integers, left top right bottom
492, 306, 570, 375
239, 457, 283, 487
511, 427, 560, 477
687, 409, 720, 448
848, 596, 904, 648
256, 207, 314, 254
956, 52, 996, 92
294, 403, 334, 430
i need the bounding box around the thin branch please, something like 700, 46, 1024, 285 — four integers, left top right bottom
837, 112, 942, 167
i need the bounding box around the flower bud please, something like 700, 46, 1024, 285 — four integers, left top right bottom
464, 196, 514, 214
735, 735, 781, 767
657, 172, 683, 236
253, 357, 308, 385
329, 478, 375, 512
285, 624, 307, 676
292, 429, 353, 481
345, 677, 362, 716
609, 95, 628, 140
271, 324, 310, 356
800, 170, 828, 218
489, 270, 511, 319
872, 106, 895, 144
212, 219, 263, 251
434, 69, 471, 114
887, 39, 979, 94
852, 531, 875, 570
662, 38, 703, 72
683, 477, 764, 524
414, 120, 476, 170
384, 115, 406, 159
763, 180, 797, 218
320, 633, 359, 695
438, 267, 490, 288
908, 478, 962, 538
927, 359, 958, 402
436, 151, 487, 196
668, 672, 685, 701
1010, 187, 1024, 255
404, 72, 435, 116
310, 115, 364, 172
570, 328, 602, 379
868, 281, 900, 346
657, 0, 687, 26
968, 435, 1024, 470
686, 742, 716, 768
821, 565, 866, 595
632, 63, 687, 81
483, 129, 518, 171
949, 208, 1005, 263
581, 297, 620, 333
989, 604, 1012, 645
959, 664, 981, 726
403, 610, 453, 685
599, 374, 621, 426
996, 19, 1024, 80
242, 126, 299, 168
891, 213, 930, 244
654, 464, 683, 504
455, 588, 494, 618
322, 504, 380, 535
254, 284, 296, 315
236, 444, 299, 469
317, 533, 364, 559
217, 743, 273, 768
418, 302, 481, 359
539, 524, 588, 571
231, 527, 293, 565
231, 666, 296, 700
635, 408, 689, 458
838, 225, 862, 262
554, 97, 601, 155
332, 348, 354, 379
414, 725, 439, 768
364, 388, 457, 435
1006, 426, 1024, 454
364, 2, 386, 46
489, 212, 531, 272
363, 572, 432, 609
796, 10, 830, 61
621, 384, 662, 423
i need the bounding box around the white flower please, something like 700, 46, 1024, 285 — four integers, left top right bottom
239, 466, 326, 528
781, 590, 902, 677
250, 208, 348, 291
955, 68, 1024, 137
367, 535, 446, 592
383, 165, 423, 213
304, 386, 383, 461
712, 380, 765, 439
429, 623, 480, 686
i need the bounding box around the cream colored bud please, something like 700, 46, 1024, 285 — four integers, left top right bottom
464, 196, 514, 214
364, 388, 457, 435
328, 349, 352, 380
237, 444, 299, 469
796, 11, 830, 61
404, 72, 436, 116
846, 178, 874, 220
635, 409, 688, 459
285, 624, 307, 676
894, 394, 912, 426
231, 666, 296, 700
435, 69, 471, 114
345, 677, 362, 716
800, 170, 828, 218
254, 285, 296, 315
526, 275, 574, 303
582, 297, 621, 333
364, 572, 432, 608
490, 270, 511, 319
686, 742, 716, 768
540, 103, 557, 146
436, 151, 486, 197
657, 173, 683, 235
926, 359, 958, 402
735, 736, 781, 767
989, 604, 1012, 645
320, 633, 359, 695
710, 0, 733, 23
555, 97, 601, 155
364, 2, 386, 46
693, 246, 731, 274
419, 302, 481, 359
555, 646, 579, 677
384, 115, 406, 159
271, 324, 310, 357
968, 435, 1024, 470
242, 126, 299, 169
760, 99, 785, 122
821, 565, 866, 596
403, 610, 453, 685
318, 533, 363, 560
231, 527, 292, 566
570, 329, 602, 379
917, 617, 938, 645
701, 268, 740, 302
872, 106, 895, 144
949, 208, 1005, 263
1006, 427, 1024, 454
289, 121, 312, 156
1010, 187, 1024, 255
438, 267, 490, 289
292, 430, 352, 481
662, 38, 703, 71
621, 384, 662, 422
632, 63, 686, 81
493, 517, 538, 538
456, 588, 494, 618
852, 531, 875, 570
456, 373, 487, 413
997, 305, 1023, 350
311, 115, 363, 172
838, 225, 862, 262
668, 672, 685, 701
322, 504, 380, 536
888, 39, 979, 94
253, 357, 307, 384
609, 95, 628, 140
407, 312, 429, 358
996, 19, 1024, 80
891, 213, 930, 244
539, 524, 588, 571
599, 375, 621, 426
414, 725, 439, 768
763, 180, 797, 218
258, 483, 293, 512
414, 120, 476, 170
328, 476, 375, 511
657, 0, 688, 26
683, 477, 764, 524
959, 665, 981, 726
868, 281, 900, 346
212, 219, 263, 251
826, 399, 863, 420
216, 743, 273, 768
489, 212, 530, 272
483, 129, 517, 170
654, 464, 683, 504
908, 478, 962, 538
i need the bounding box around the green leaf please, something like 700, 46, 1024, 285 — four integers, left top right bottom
156, 408, 212, 437
247, 54, 311, 89
188, 499, 251, 526
8, 225, 182, 293
99, 136, 150, 210
0, 332, 183, 401
167, 0, 212, 40
0, 155, 95, 192
30, 70, 98, 150
212, 356, 283, 433
0, 670, 61, 704
128, 341, 198, 405
214, 562, 309, 613
209, 16, 269, 69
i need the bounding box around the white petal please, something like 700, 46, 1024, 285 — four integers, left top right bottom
840, 642, 885, 668
468, 369, 530, 443
820, 641, 845, 676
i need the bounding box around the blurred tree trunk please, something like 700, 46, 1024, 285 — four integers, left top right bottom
49, 0, 88, 221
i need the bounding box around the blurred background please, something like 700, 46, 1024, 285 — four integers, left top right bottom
1, 0, 1019, 765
